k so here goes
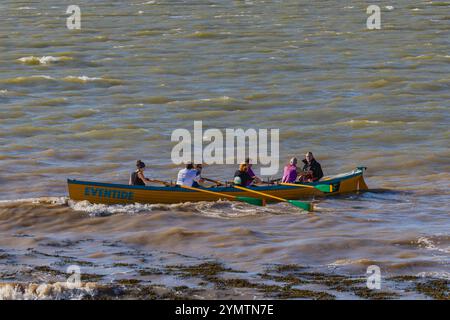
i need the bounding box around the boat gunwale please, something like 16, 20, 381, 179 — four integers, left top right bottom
67, 168, 365, 193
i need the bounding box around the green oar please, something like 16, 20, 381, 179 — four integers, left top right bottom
280, 182, 336, 193
177, 184, 264, 206
151, 179, 263, 206
232, 184, 313, 212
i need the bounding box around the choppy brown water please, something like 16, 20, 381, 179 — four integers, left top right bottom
0, 0, 449, 299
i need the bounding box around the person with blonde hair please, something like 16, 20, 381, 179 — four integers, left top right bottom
233, 163, 254, 186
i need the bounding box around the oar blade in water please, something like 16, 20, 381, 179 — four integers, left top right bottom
287, 200, 313, 212
236, 196, 264, 206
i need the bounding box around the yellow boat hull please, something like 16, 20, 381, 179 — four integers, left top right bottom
67, 167, 368, 205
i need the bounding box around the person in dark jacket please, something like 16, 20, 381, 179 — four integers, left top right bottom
129, 160, 154, 185
233, 163, 254, 186
299, 152, 323, 182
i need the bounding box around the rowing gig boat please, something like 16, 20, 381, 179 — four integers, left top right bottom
67, 167, 368, 205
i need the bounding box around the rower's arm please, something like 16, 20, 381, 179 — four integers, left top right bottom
137, 172, 160, 185
150, 180, 171, 186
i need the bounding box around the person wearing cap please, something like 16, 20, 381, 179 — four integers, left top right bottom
245, 158, 262, 186
282, 157, 298, 183
129, 160, 154, 185
176, 162, 203, 187
299, 152, 323, 182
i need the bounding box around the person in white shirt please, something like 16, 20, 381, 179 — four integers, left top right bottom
176, 163, 204, 187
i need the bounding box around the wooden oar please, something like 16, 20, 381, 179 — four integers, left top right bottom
280, 182, 336, 193
201, 177, 225, 186
178, 184, 264, 206
201, 177, 312, 211
152, 179, 263, 206
149, 179, 173, 187
232, 184, 313, 212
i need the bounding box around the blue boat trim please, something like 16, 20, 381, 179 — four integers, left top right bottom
67, 168, 363, 193
67, 179, 299, 192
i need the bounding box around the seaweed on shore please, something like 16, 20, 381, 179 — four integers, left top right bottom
278, 286, 335, 300
415, 279, 449, 300
166, 261, 245, 278
5, 261, 448, 300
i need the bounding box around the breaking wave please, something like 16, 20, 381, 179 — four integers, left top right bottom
0, 282, 97, 300
0, 75, 123, 86
17, 56, 73, 65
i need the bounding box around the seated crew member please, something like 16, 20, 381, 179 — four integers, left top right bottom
245, 157, 262, 186
282, 157, 298, 183
233, 163, 254, 186
176, 162, 202, 187
192, 164, 205, 187
129, 160, 154, 185
299, 152, 324, 182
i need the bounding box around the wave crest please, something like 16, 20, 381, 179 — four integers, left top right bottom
0, 282, 96, 300
17, 56, 73, 65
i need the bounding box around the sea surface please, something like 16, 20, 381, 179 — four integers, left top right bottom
0, 0, 449, 299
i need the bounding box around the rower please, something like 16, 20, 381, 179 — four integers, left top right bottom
192, 164, 205, 187
282, 157, 298, 183
176, 162, 203, 187
299, 152, 324, 182
245, 158, 262, 186
129, 160, 155, 185
233, 163, 254, 186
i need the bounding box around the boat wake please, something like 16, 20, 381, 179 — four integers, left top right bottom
0, 196, 306, 218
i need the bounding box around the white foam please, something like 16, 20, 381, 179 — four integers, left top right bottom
131, 1, 155, 5
416, 271, 450, 280
0, 282, 96, 300
64, 76, 103, 82
17, 56, 71, 65
0, 197, 67, 205
417, 237, 450, 254
35, 75, 54, 79
68, 200, 157, 216
349, 119, 380, 124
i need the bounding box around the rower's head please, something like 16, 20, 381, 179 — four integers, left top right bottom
194, 164, 202, 172
186, 162, 194, 170
136, 160, 146, 170
305, 152, 314, 163
239, 163, 248, 172
245, 157, 253, 168
290, 157, 298, 165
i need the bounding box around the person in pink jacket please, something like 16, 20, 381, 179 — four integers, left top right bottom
282, 157, 298, 183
